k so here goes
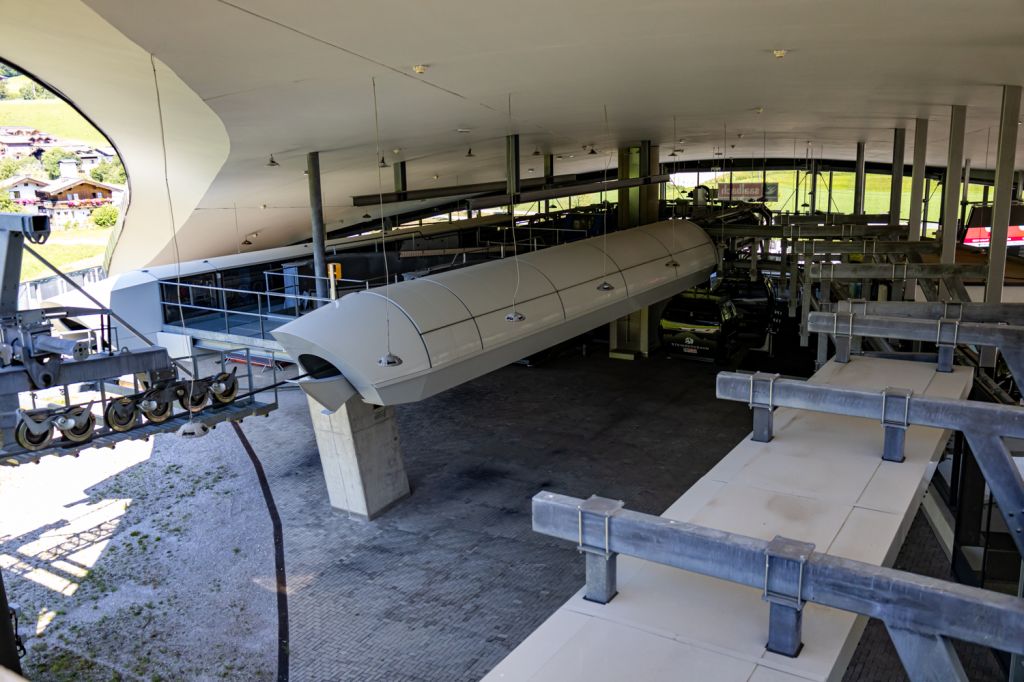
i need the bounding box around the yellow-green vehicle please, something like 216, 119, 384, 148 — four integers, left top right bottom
659, 291, 739, 363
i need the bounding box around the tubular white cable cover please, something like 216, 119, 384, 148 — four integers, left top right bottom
273, 220, 716, 407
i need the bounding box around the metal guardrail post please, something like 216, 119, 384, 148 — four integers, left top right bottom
763, 536, 814, 657
533, 491, 1024, 676
717, 371, 1024, 558
575, 495, 623, 604
746, 372, 779, 442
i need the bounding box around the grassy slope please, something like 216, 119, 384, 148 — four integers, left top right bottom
0, 99, 107, 145
20, 227, 112, 282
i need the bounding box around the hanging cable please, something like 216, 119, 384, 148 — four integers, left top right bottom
596, 104, 616, 291
152, 54, 200, 428
372, 77, 401, 365
506, 93, 525, 322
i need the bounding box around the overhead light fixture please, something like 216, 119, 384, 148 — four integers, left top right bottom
413, 64, 428, 74
596, 281, 615, 292
260, 204, 267, 210
556, 154, 564, 159
505, 311, 526, 322
527, 168, 535, 173
456, 128, 472, 134
466, 148, 475, 158
668, 150, 677, 157
379, 156, 388, 168
392, 148, 402, 155
362, 213, 371, 219
378, 352, 403, 366
531, 147, 541, 156
432, 174, 440, 180
242, 238, 252, 246
754, 106, 765, 115
588, 147, 598, 155
772, 49, 788, 59
266, 154, 279, 167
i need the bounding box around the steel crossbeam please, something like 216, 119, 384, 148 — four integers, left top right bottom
533, 491, 1024, 680
716, 371, 1024, 559
808, 310, 1024, 384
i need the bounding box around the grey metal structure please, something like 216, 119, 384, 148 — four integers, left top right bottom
715, 371, 1024, 560
942, 105, 967, 264
533, 491, 1024, 680
986, 85, 1022, 304
808, 302, 1024, 383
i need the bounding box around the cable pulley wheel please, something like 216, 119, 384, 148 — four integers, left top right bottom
104, 398, 138, 432
211, 372, 238, 405
59, 407, 96, 444
143, 401, 173, 424
178, 390, 208, 414
15, 416, 53, 451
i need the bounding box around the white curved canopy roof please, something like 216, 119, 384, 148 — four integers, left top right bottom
4, 1, 1024, 270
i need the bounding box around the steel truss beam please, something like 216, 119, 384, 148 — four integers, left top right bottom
794, 240, 940, 256
716, 371, 1024, 560
533, 491, 1024, 678
708, 225, 904, 240
807, 262, 988, 282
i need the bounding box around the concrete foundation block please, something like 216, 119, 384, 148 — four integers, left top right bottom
306, 396, 409, 520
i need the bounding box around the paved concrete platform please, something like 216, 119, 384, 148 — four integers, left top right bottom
0, 351, 1005, 681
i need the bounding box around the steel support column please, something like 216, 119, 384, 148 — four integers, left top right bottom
985, 85, 1022, 305
854, 141, 866, 215
392, 160, 407, 194
959, 158, 972, 229
306, 152, 329, 301
942, 105, 967, 264
890, 128, 906, 224
505, 134, 521, 198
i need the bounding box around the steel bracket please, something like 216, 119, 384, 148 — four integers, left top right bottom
763, 535, 814, 657
748, 372, 780, 443
576, 495, 623, 604
934, 318, 960, 373
880, 387, 913, 462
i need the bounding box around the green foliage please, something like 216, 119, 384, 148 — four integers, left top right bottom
42, 147, 80, 179
90, 204, 119, 228
90, 158, 126, 184
0, 194, 21, 213
0, 155, 44, 181
0, 100, 108, 145
0, 81, 8, 101
18, 81, 53, 100
0, 64, 17, 78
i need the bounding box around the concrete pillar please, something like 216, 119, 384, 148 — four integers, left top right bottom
307, 396, 409, 520
985, 85, 1022, 305
854, 141, 866, 215
307, 152, 329, 300
505, 134, 521, 199
809, 159, 818, 213
393, 160, 407, 194
544, 154, 554, 214
941, 105, 967, 264
890, 128, 906, 223
610, 143, 651, 358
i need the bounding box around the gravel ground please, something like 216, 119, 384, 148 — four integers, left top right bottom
0, 420, 277, 681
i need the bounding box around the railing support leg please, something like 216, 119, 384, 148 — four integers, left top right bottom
767, 602, 803, 657
886, 625, 967, 682
583, 552, 618, 604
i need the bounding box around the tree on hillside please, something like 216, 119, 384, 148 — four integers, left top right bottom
18, 82, 53, 100
41, 148, 80, 179
0, 81, 8, 101
0, 156, 44, 181
0, 195, 22, 214
90, 158, 126, 185
90, 204, 119, 228
0, 158, 20, 181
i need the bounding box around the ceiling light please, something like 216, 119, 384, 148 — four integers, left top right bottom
303, 169, 308, 176
432, 174, 440, 180
532, 147, 541, 156
260, 203, 267, 210
556, 154, 564, 159
527, 168, 535, 173
588, 147, 597, 155
456, 128, 472, 134
466, 148, 475, 158
772, 49, 788, 59
362, 213, 371, 219
413, 64, 428, 74
242, 238, 252, 246
754, 106, 765, 115
668, 150, 677, 157
392, 148, 401, 155
378, 156, 388, 168
266, 154, 279, 167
